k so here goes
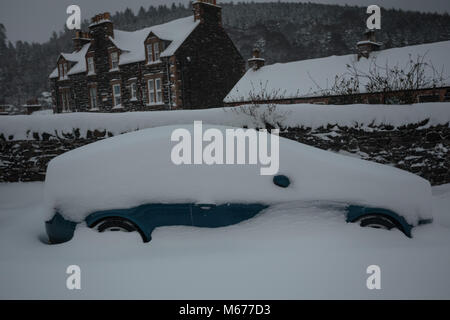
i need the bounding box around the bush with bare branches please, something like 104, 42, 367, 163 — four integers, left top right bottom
228, 81, 291, 130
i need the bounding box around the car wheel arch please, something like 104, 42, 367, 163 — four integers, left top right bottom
346, 205, 413, 238
86, 215, 151, 243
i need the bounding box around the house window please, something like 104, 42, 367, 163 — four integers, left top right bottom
63, 63, 68, 77
146, 44, 154, 63
87, 56, 95, 74
59, 62, 68, 80
148, 79, 155, 103
110, 51, 119, 70
154, 42, 160, 61
58, 64, 63, 79
112, 83, 121, 106
418, 94, 440, 103
130, 82, 137, 100
147, 78, 163, 104
60, 90, 70, 112
155, 78, 162, 103
89, 86, 98, 109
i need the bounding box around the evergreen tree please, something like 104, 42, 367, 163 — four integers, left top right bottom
1, 2, 450, 104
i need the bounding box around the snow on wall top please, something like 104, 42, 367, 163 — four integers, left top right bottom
110, 16, 199, 65
1, 103, 449, 141
224, 41, 450, 103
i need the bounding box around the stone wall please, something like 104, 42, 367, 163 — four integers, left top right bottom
1, 123, 449, 185
281, 122, 450, 186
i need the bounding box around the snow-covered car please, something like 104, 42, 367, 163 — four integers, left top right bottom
44, 124, 433, 244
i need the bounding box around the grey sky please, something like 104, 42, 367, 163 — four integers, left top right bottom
1, 0, 449, 44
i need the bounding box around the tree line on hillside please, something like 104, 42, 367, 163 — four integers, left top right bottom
1, 1, 450, 104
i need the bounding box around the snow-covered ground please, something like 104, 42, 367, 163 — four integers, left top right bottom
0, 182, 449, 299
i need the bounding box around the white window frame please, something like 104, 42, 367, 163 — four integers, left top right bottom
130, 82, 137, 100
147, 44, 154, 63
148, 79, 155, 104
147, 78, 163, 105
112, 83, 121, 107
155, 78, 162, 103
87, 56, 95, 74
110, 52, 119, 70
63, 63, 68, 77
58, 64, 63, 79
89, 86, 98, 109
61, 90, 70, 112
154, 42, 160, 61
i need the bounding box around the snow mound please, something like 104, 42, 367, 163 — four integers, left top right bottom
44, 124, 432, 224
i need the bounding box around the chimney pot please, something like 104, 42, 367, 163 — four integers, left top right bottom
357, 29, 382, 59
193, 0, 222, 26
89, 12, 114, 38
248, 48, 265, 71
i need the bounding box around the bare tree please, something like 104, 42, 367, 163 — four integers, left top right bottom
228, 81, 291, 130
309, 52, 447, 104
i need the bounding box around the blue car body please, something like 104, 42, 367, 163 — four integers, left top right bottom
46, 203, 268, 244
45, 202, 433, 244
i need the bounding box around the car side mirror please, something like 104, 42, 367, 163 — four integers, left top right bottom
273, 175, 290, 188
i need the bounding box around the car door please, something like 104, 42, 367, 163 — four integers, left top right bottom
190, 203, 267, 228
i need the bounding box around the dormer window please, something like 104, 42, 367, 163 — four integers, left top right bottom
146, 44, 154, 63
110, 51, 119, 70
58, 61, 69, 80
154, 42, 160, 61
145, 38, 162, 64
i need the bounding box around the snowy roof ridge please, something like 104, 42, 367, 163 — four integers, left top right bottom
225, 40, 450, 103
110, 15, 199, 65
50, 15, 199, 78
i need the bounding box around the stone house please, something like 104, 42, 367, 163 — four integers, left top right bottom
49, 0, 245, 113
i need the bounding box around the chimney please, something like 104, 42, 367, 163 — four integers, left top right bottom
248, 48, 265, 71
73, 30, 92, 51
193, 0, 222, 27
356, 29, 382, 59
88, 12, 114, 39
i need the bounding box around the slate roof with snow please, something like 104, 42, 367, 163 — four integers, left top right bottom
224, 41, 450, 103
49, 43, 91, 79
49, 16, 199, 79
111, 16, 199, 65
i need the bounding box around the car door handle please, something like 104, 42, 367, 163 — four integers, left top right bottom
197, 204, 215, 210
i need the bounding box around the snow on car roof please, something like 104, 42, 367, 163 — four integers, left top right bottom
225, 40, 450, 103
110, 16, 199, 65
44, 124, 432, 225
